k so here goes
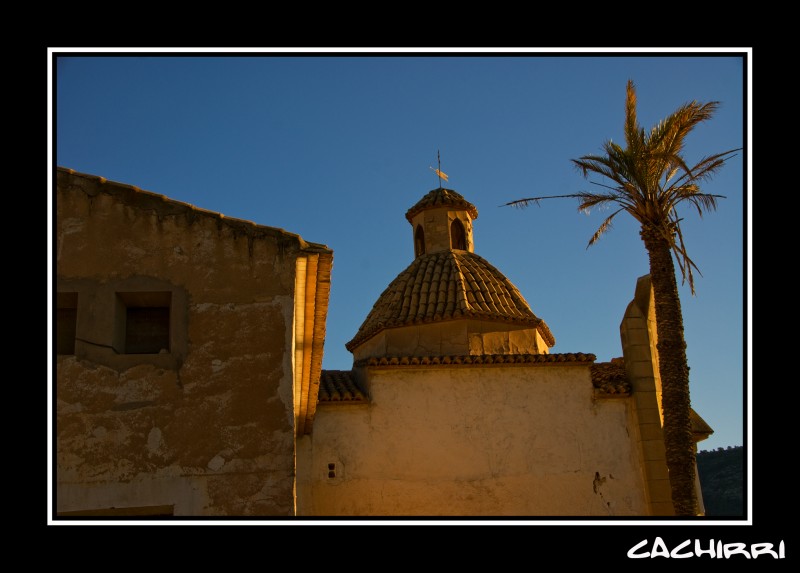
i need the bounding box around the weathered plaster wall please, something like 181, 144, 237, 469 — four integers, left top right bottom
305, 364, 648, 516
55, 169, 319, 516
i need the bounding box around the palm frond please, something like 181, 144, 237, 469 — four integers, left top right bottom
680, 189, 722, 217
501, 194, 582, 209
652, 101, 720, 158
577, 194, 617, 213
651, 152, 693, 181
587, 179, 626, 194
664, 165, 680, 183
573, 155, 621, 184
680, 148, 742, 184
574, 148, 646, 198
624, 80, 642, 150
587, 208, 624, 248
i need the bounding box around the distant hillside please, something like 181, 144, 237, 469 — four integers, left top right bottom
697, 445, 744, 517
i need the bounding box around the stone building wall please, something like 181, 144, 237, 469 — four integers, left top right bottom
55, 168, 331, 516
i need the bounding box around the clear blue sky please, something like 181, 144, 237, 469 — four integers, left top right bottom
51, 48, 749, 453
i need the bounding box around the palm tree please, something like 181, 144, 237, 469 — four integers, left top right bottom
506, 80, 740, 516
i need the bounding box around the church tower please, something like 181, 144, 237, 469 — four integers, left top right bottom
346, 187, 554, 362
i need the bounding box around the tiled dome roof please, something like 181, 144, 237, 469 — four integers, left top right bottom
346, 250, 554, 351
405, 188, 478, 223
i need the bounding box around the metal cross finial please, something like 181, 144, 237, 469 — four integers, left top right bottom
429, 150, 449, 187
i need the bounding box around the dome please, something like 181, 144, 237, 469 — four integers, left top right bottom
345, 249, 554, 352
405, 188, 478, 223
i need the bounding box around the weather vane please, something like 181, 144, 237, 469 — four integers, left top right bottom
429, 150, 448, 187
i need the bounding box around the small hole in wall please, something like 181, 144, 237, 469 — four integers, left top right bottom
328, 462, 336, 479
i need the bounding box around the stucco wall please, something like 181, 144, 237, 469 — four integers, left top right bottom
55, 169, 316, 516
352, 320, 546, 361
305, 364, 648, 516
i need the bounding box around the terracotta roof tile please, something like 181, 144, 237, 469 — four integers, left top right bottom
346, 250, 555, 351
354, 352, 595, 367
405, 188, 478, 222
590, 358, 631, 395
318, 370, 368, 403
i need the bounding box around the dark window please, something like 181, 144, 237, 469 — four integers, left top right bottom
126, 307, 170, 353
56, 292, 78, 355
451, 219, 466, 250
414, 225, 426, 257
117, 292, 171, 354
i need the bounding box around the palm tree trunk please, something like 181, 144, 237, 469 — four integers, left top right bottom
640, 226, 698, 516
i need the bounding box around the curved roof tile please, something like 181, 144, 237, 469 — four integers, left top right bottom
318, 370, 368, 402
405, 188, 479, 222
354, 353, 594, 367
346, 250, 554, 351
590, 358, 631, 395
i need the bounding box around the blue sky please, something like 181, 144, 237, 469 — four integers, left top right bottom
51, 48, 749, 453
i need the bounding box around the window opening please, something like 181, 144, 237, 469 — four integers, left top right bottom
414, 225, 426, 257
451, 218, 467, 250
56, 292, 78, 355
116, 292, 171, 354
